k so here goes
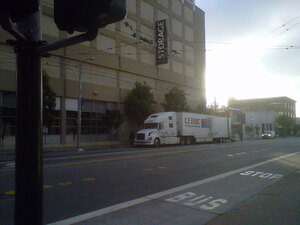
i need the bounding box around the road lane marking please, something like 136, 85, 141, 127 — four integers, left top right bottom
4, 190, 15, 195
0, 140, 289, 172
227, 154, 234, 157
58, 182, 72, 186
166, 192, 228, 210
83, 178, 96, 182
44, 185, 53, 189
5, 162, 15, 168
48, 151, 299, 225
157, 166, 166, 169
235, 152, 246, 156
240, 171, 283, 179
144, 168, 153, 171
1, 149, 210, 172
0, 144, 260, 172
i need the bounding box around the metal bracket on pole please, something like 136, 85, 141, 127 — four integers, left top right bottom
0, 13, 28, 43
37, 28, 99, 56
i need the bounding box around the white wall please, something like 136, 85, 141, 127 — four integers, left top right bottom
244, 111, 279, 139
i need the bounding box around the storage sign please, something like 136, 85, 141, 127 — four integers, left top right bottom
155, 19, 168, 65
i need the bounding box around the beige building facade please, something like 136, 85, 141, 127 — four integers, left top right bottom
0, 0, 206, 146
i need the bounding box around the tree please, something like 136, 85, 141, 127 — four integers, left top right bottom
293, 124, 300, 136
162, 86, 191, 112
275, 115, 294, 136
124, 82, 156, 126
102, 109, 124, 134
43, 70, 56, 130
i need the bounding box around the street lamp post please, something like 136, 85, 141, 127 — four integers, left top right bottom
77, 64, 83, 151
77, 57, 94, 152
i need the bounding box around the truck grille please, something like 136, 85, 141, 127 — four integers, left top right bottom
136, 133, 145, 140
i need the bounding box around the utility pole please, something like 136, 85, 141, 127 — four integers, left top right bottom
76, 58, 93, 152
15, 4, 43, 225
77, 64, 83, 151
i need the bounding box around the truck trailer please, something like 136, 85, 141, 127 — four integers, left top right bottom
135, 112, 231, 147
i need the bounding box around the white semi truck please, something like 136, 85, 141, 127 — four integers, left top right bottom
135, 112, 231, 147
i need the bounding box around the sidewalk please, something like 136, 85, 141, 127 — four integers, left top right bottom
207, 170, 300, 225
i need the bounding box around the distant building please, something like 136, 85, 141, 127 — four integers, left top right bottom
228, 97, 296, 139
228, 97, 296, 118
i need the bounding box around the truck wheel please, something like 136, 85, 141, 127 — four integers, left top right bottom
154, 138, 160, 147
186, 137, 191, 145
180, 137, 185, 145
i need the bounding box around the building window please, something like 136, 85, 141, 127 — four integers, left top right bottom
140, 49, 154, 65
158, 0, 169, 9
121, 17, 137, 39
66, 98, 117, 140
169, 123, 173, 128
121, 43, 137, 60
184, 5, 193, 23
0, 92, 61, 136
97, 35, 116, 54
127, 0, 136, 14
140, 1, 154, 23
1, 91, 16, 136
172, 18, 182, 38
172, 0, 182, 16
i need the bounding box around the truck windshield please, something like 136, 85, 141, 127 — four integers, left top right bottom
144, 123, 158, 129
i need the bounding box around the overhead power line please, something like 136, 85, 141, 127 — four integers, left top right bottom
261, 15, 300, 39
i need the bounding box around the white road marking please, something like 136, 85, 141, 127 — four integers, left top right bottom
240, 171, 283, 179
227, 154, 234, 157
48, 151, 299, 225
5, 162, 15, 168
235, 152, 246, 156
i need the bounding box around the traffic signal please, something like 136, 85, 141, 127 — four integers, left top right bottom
0, 0, 39, 22
54, 0, 126, 34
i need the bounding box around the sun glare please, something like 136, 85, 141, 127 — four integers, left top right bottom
206, 37, 280, 106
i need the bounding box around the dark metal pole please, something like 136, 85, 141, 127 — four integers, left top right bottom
15, 2, 43, 224
77, 64, 83, 151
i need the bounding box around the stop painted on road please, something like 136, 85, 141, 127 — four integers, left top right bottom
240, 171, 283, 179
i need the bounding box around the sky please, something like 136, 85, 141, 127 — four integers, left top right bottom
195, 0, 300, 116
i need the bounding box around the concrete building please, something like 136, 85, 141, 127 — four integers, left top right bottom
228, 97, 296, 119
0, 0, 206, 146
228, 97, 296, 139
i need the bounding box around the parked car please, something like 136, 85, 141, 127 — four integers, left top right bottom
261, 131, 275, 139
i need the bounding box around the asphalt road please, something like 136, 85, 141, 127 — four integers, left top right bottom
0, 138, 299, 224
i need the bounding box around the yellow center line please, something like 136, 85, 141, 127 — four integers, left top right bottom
4, 190, 15, 195
0, 146, 234, 172
144, 168, 153, 171
157, 166, 166, 169
83, 178, 96, 181
58, 182, 72, 186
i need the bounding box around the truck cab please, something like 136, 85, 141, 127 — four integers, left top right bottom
135, 112, 179, 146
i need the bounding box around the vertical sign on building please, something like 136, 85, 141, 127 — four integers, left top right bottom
156, 19, 168, 65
